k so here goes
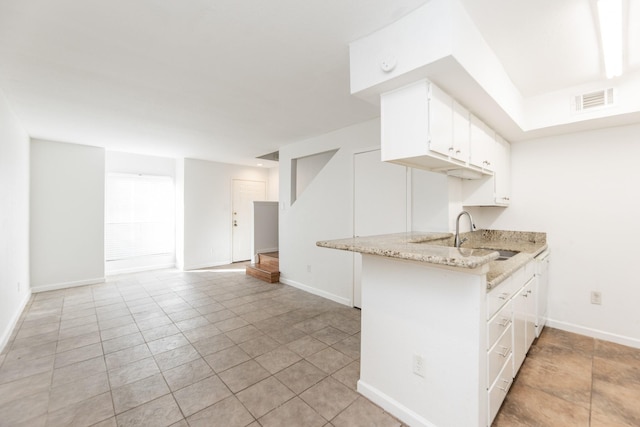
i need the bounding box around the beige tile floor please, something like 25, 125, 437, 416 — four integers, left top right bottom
0, 266, 401, 427
0, 265, 638, 427
493, 327, 640, 427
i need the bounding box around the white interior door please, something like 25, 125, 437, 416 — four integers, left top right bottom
353, 150, 408, 307
232, 180, 266, 262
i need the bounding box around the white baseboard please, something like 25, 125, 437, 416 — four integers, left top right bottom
357, 380, 436, 427
279, 277, 351, 307
31, 277, 105, 293
547, 318, 640, 349
183, 260, 234, 271
106, 262, 175, 276
0, 290, 32, 353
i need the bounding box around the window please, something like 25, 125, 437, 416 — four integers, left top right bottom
105, 173, 175, 263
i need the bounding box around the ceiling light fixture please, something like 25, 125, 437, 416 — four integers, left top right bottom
597, 0, 623, 78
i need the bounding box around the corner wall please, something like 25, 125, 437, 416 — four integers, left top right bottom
181, 159, 270, 269
467, 123, 640, 347
0, 90, 30, 351
30, 140, 105, 292
278, 119, 381, 305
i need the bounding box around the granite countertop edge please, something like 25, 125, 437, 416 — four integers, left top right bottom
317, 230, 548, 290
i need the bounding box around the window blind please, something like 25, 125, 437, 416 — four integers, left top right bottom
105, 173, 175, 261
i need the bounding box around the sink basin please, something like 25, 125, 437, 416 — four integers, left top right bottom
476, 248, 519, 261
407, 238, 520, 261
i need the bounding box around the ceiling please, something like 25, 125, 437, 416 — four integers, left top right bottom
0, 0, 637, 166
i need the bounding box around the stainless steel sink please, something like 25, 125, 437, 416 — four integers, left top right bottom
476, 248, 519, 261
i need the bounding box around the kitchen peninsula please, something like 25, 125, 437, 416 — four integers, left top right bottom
318, 230, 548, 427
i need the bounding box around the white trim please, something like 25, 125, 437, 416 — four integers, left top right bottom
279, 277, 351, 307
106, 262, 175, 276
183, 260, 233, 271
0, 290, 31, 353
547, 318, 640, 349
31, 277, 105, 293
357, 380, 437, 427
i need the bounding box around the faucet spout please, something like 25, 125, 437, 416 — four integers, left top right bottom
454, 211, 476, 248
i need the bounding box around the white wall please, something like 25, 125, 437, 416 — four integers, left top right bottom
30, 140, 105, 291
279, 121, 377, 305
0, 90, 30, 351
267, 167, 279, 201
106, 151, 176, 176
279, 119, 451, 305
181, 158, 270, 269
467, 123, 640, 347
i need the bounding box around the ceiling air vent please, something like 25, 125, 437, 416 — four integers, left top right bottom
573, 88, 614, 112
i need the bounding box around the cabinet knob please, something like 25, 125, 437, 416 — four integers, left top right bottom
498, 379, 512, 393
448, 147, 454, 152
498, 346, 510, 357
455, 150, 461, 154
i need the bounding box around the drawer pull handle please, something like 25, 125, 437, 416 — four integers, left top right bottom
498, 346, 510, 357
498, 292, 510, 300
499, 317, 510, 327
498, 379, 512, 393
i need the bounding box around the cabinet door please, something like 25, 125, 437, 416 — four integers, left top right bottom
469, 115, 495, 171
428, 84, 453, 157
380, 81, 430, 162
452, 101, 470, 163
524, 279, 536, 350
494, 135, 511, 205
512, 283, 527, 373
535, 253, 550, 337
513, 277, 536, 373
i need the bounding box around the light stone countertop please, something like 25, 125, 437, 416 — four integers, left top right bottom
317, 229, 548, 289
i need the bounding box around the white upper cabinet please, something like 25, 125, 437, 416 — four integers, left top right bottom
494, 135, 511, 205
428, 84, 454, 158
469, 115, 495, 172
452, 100, 470, 163
381, 79, 512, 207
381, 80, 475, 173
462, 133, 511, 207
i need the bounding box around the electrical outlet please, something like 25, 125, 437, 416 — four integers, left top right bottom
591, 291, 602, 305
307, 265, 312, 273
413, 354, 426, 378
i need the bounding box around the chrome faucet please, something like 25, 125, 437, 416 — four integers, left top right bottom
455, 211, 476, 248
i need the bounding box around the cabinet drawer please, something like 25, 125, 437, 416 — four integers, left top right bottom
488, 323, 513, 386
488, 352, 514, 426
487, 275, 520, 319
487, 303, 512, 349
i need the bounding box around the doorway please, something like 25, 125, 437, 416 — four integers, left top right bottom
232, 179, 266, 262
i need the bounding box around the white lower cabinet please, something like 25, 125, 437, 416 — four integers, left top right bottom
486, 259, 537, 426
488, 353, 514, 424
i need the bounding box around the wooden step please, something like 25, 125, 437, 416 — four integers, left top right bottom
246, 263, 280, 283
257, 252, 279, 269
